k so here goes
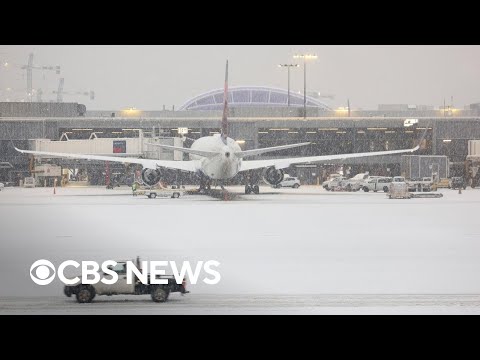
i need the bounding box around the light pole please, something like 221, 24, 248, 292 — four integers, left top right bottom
278, 64, 299, 107
293, 54, 317, 118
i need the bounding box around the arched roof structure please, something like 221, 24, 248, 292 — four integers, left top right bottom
179, 86, 331, 111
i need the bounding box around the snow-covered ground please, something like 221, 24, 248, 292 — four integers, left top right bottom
2, 294, 480, 314
1, 185, 479, 314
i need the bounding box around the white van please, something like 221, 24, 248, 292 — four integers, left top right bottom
23, 177, 35, 188
362, 177, 392, 192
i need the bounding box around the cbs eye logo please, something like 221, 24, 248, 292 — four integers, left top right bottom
30, 260, 56, 285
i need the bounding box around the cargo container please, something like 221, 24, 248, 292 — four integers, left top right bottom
401, 155, 449, 181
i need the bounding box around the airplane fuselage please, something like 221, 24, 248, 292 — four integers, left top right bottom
189, 134, 242, 180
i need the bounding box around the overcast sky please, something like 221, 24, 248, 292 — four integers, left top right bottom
1, 45, 479, 110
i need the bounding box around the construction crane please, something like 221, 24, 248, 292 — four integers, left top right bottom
21, 53, 60, 102
53, 78, 94, 102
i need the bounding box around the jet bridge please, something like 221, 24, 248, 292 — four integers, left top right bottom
27, 131, 184, 186
28, 130, 184, 164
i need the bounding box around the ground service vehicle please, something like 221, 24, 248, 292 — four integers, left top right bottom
449, 177, 466, 190
344, 173, 369, 191
406, 177, 431, 192
144, 189, 182, 199
389, 181, 411, 199
275, 176, 301, 188
133, 184, 182, 199
323, 176, 346, 191
362, 177, 392, 192
23, 177, 35, 188
64, 259, 188, 303
465, 140, 480, 188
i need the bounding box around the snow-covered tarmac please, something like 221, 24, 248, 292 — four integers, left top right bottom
2, 294, 480, 314
1, 185, 479, 314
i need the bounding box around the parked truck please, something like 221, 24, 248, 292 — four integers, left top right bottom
407, 177, 434, 192
361, 177, 392, 192
466, 140, 480, 188
63, 258, 188, 303
132, 183, 183, 199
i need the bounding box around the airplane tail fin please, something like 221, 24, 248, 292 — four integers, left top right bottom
411, 124, 430, 152
221, 60, 229, 144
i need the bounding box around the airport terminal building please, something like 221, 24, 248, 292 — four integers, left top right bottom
2, 87, 480, 185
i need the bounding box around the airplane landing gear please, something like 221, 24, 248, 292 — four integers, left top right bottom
245, 184, 259, 194
199, 177, 211, 193
244, 171, 260, 194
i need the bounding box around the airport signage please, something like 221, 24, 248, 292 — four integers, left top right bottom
404, 118, 419, 127
113, 140, 126, 153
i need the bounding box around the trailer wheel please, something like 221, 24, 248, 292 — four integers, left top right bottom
253, 185, 260, 194
363, 187, 369, 192
150, 193, 157, 199
76, 286, 95, 303
172, 192, 180, 198
151, 287, 168, 303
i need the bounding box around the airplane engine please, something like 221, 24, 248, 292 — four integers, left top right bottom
141, 168, 162, 186
263, 167, 284, 186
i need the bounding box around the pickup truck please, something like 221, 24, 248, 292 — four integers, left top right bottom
133, 184, 183, 199
64, 259, 188, 303
322, 176, 346, 191
343, 173, 370, 191
361, 177, 392, 192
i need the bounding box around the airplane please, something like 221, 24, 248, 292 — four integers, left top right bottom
14, 60, 423, 195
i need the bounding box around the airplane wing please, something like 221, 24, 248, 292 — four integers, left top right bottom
235, 142, 310, 158
14, 147, 199, 172
145, 143, 218, 158
240, 146, 420, 172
